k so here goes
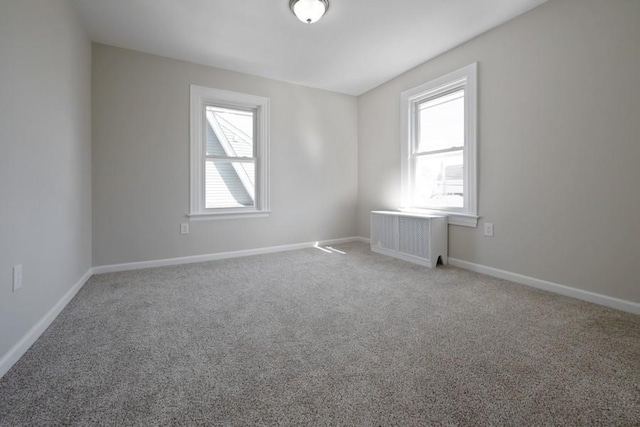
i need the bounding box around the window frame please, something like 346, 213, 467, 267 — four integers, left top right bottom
400, 63, 478, 227
189, 85, 270, 220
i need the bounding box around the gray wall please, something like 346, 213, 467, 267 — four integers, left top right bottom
92, 44, 358, 266
358, 0, 640, 303
0, 0, 92, 358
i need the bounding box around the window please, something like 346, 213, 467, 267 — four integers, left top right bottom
190, 85, 270, 219
400, 63, 478, 227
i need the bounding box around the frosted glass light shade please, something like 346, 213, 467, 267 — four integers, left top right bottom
289, 0, 329, 24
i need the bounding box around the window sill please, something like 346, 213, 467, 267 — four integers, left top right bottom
399, 208, 478, 227
188, 210, 271, 221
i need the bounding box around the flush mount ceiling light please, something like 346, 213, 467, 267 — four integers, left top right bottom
289, 0, 329, 24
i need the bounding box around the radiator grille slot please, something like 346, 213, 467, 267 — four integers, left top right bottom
398, 216, 430, 259
371, 215, 397, 250
371, 213, 396, 251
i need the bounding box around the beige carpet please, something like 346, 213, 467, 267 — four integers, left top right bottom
1, 242, 639, 425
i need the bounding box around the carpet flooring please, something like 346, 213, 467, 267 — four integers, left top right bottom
1, 242, 639, 425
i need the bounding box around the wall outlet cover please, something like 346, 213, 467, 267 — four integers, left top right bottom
13, 264, 23, 291
484, 223, 494, 237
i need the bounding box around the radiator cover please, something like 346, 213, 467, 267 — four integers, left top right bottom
370, 211, 448, 268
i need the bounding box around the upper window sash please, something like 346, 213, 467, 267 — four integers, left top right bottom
204, 104, 257, 161
414, 87, 466, 156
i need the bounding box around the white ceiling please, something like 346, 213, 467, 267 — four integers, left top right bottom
72, 0, 547, 95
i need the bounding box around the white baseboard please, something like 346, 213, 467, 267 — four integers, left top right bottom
0, 269, 93, 379
354, 236, 371, 244
449, 258, 640, 315
93, 237, 364, 274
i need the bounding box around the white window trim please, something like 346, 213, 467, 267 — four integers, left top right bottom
189, 85, 270, 219
400, 63, 478, 227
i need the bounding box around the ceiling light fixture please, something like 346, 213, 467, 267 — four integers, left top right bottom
289, 0, 329, 24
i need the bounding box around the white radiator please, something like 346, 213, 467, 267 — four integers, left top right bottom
370, 211, 448, 268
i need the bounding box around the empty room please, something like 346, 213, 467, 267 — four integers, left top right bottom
1, 0, 639, 424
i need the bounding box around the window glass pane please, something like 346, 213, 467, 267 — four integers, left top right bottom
205, 160, 255, 209
417, 89, 464, 153
414, 151, 464, 208
205, 106, 254, 158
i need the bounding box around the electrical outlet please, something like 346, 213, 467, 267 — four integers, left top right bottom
13, 264, 22, 292
180, 223, 189, 235
484, 223, 494, 237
